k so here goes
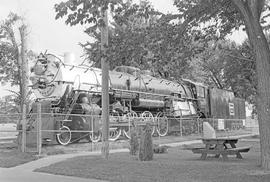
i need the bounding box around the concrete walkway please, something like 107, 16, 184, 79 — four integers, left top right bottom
0, 134, 256, 182
0, 168, 107, 182
0, 150, 123, 182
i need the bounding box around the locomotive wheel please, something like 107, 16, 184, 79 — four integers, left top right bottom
156, 112, 169, 137
141, 111, 155, 136
109, 127, 122, 141
123, 111, 138, 139
108, 111, 122, 141
56, 126, 71, 145
89, 131, 102, 143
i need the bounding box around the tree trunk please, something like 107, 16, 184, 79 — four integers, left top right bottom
250, 23, 270, 171
232, 0, 270, 171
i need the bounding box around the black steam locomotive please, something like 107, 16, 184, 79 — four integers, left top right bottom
25, 53, 245, 145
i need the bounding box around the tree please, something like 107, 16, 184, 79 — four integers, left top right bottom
55, 0, 126, 159
81, 1, 194, 81
189, 37, 257, 105
222, 41, 256, 104
0, 13, 30, 112
174, 0, 270, 170
231, 1, 270, 170
0, 43, 18, 85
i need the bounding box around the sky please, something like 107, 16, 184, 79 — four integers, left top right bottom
0, 0, 178, 60
0, 0, 246, 97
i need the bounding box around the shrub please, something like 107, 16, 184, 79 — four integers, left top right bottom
129, 126, 139, 155
139, 123, 153, 161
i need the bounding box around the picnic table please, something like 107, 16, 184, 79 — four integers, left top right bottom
192, 137, 251, 160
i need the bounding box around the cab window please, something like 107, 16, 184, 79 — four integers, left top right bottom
196, 86, 205, 98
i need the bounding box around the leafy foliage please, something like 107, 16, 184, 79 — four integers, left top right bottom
222, 41, 256, 103
0, 95, 18, 115
55, 0, 125, 30
172, 0, 270, 106
0, 43, 18, 85
174, 0, 244, 38
0, 13, 21, 85
0, 13, 36, 86
190, 37, 256, 104
55, 1, 196, 79
55, 0, 264, 105
80, 1, 195, 79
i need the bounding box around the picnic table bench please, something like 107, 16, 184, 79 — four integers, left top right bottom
191, 138, 251, 160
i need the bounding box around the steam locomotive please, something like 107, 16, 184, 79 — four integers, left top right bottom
26, 53, 245, 145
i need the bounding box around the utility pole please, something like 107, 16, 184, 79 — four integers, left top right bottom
101, 8, 109, 159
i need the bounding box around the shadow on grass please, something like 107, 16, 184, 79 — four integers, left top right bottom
35, 141, 270, 182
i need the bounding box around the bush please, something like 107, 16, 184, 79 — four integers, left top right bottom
129, 126, 139, 155
139, 123, 153, 161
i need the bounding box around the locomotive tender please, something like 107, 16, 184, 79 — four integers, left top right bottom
26, 53, 245, 145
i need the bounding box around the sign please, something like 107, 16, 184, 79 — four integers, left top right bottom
229, 102, 235, 116
217, 119, 225, 130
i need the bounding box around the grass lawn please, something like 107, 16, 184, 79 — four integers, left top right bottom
0, 149, 38, 168
35, 139, 270, 182
0, 142, 38, 168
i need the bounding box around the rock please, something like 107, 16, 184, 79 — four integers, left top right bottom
153, 144, 170, 154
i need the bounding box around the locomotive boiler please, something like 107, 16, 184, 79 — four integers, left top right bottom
26, 52, 245, 145
30, 53, 197, 116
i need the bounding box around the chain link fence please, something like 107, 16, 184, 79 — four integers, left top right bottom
0, 103, 253, 155
0, 114, 20, 138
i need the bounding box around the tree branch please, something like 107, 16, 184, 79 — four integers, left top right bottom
226, 53, 254, 62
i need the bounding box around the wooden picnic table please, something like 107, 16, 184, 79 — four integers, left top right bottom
192, 137, 251, 160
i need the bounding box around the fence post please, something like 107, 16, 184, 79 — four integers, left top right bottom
180, 118, 182, 137
197, 118, 200, 135
21, 104, 26, 152
91, 114, 94, 151
157, 117, 161, 141
37, 103, 42, 155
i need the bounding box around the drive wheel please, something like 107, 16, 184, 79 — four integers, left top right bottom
123, 111, 138, 139
89, 130, 102, 143
109, 127, 122, 141
56, 126, 71, 145
141, 111, 155, 136
156, 112, 169, 137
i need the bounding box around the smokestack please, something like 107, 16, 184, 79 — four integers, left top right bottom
64, 52, 75, 65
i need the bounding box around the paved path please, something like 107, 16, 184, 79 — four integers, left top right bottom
0, 150, 121, 182
0, 168, 107, 182
0, 134, 256, 182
